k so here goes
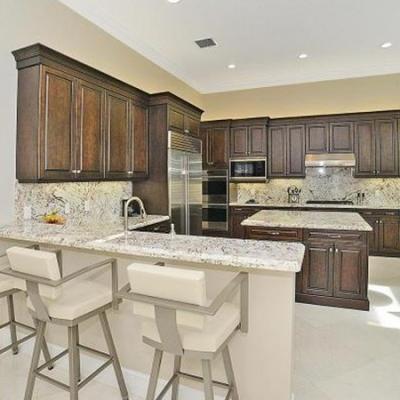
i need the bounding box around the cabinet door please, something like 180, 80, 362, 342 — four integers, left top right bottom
131, 104, 148, 177
203, 127, 229, 169
302, 240, 334, 296
354, 121, 376, 177
306, 123, 328, 153
105, 91, 132, 179
248, 126, 266, 156
230, 208, 257, 238
75, 80, 105, 180
334, 243, 366, 300
184, 115, 200, 136
39, 67, 76, 180
379, 216, 400, 254
360, 214, 379, 254
329, 122, 354, 153
168, 107, 184, 133
376, 119, 398, 177
231, 127, 248, 157
268, 126, 287, 177
287, 125, 305, 177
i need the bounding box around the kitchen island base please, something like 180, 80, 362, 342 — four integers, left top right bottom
0, 235, 301, 400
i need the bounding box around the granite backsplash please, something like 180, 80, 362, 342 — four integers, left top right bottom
232, 168, 400, 207
15, 181, 132, 224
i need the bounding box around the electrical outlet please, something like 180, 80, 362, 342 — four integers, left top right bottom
23, 206, 32, 220
84, 200, 90, 212
65, 203, 70, 215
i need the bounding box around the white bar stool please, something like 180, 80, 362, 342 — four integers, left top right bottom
2, 246, 129, 400
0, 246, 53, 361
117, 263, 249, 400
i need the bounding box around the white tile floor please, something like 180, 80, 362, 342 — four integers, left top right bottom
1, 257, 400, 400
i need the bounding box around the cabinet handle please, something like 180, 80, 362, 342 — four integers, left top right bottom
377, 170, 380, 174
329, 247, 333, 253
184, 129, 190, 134
266, 231, 280, 236
76, 170, 81, 174
335, 248, 339, 253
128, 171, 134, 175
375, 220, 379, 224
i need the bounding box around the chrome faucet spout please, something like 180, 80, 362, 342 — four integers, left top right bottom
124, 196, 147, 233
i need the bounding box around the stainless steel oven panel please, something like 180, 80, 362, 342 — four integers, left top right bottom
202, 204, 229, 232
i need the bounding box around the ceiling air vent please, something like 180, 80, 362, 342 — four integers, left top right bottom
195, 38, 217, 48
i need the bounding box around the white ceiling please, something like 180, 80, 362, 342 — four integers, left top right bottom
58, 0, 400, 94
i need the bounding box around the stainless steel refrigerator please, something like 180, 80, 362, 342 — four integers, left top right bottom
168, 131, 202, 235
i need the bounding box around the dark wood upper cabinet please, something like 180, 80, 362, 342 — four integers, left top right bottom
104, 91, 132, 179
184, 115, 200, 136
13, 43, 153, 183
248, 126, 267, 156
375, 119, 398, 176
268, 124, 305, 178
131, 104, 149, 177
306, 123, 329, 153
268, 126, 286, 177
75, 79, 105, 180
329, 122, 354, 153
167, 106, 201, 137
230, 127, 248, 157
39, 66, 76, 181
201, 123, 230, 170
354, 120, 376, 177
168, 107, 185, 132
230, 119, 268, 158
355, 118, 398, 177
287, 125, 306, 176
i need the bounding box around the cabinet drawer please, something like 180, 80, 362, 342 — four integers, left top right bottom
306, 231, 365, 242
246, 227, 303, 241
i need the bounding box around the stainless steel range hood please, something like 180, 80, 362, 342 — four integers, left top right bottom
305, 153, 356, 168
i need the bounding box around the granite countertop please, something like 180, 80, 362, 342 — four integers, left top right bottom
242, 210, 373, 231
0, 219, 305, 273
230, 202, 399, 211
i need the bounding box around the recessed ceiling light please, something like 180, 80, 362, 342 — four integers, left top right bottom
298, 53, 308, 59
381, 42, 393, 49
227, 64, 236, 69
167, 0, 182, 3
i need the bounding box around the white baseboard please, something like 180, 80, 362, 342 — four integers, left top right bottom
0, 330, 224, 400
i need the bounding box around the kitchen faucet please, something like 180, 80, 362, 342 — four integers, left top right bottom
124, 196, 147, 233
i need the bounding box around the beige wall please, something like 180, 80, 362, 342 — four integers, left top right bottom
202, 74, 400, 120
0, 0, 202, 224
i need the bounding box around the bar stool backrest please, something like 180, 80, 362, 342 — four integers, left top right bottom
127, 263, 207, 330
7, 247, 62, 299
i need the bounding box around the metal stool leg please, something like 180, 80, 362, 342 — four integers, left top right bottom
75, 326, 81, 381
202, 359, 215, 400
99, 312, 129, 400
68, 326, 79, 400
24, 320, 46, 400
222, 346, 239, 400
171, 355, 181, 400
7, 295, 18, 355
32, 318, 54, 369
146, 349, 163, 400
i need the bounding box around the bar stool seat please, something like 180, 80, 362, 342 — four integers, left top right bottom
141, 302, 240, 353
27, 280, 112, 321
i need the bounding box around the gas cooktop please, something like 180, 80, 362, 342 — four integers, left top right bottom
306, 200, 354, 205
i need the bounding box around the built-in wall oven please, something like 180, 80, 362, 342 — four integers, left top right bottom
229, 158, 267, 181
202, 170, 229, 232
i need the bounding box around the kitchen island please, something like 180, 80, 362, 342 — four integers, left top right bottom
0, 218, 305, 400
243, 210, 372, 310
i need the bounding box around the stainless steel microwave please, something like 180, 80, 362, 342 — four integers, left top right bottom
229, 158, 267, 181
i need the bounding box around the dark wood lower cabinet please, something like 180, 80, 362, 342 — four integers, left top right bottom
244, 225, 369, 310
